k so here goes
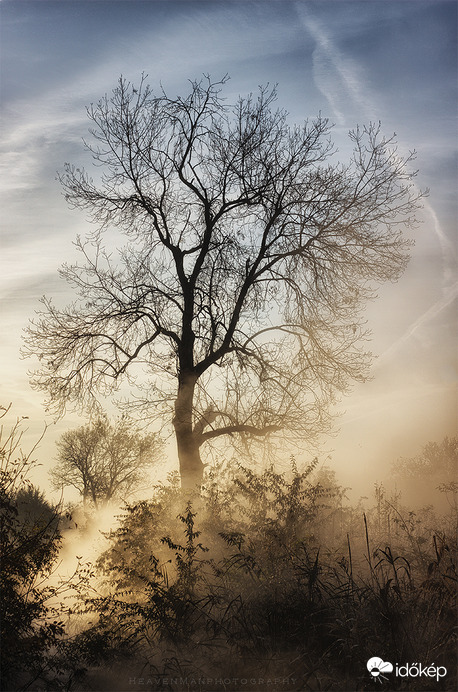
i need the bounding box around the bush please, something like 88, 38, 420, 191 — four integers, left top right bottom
65, 461, 457, 691
0, 406, 74, 691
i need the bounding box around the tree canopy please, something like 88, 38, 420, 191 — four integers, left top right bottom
51, 417, 161, 507
24, 75, 423, 487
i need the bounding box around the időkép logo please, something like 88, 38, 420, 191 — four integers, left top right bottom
367, 657, 447, 683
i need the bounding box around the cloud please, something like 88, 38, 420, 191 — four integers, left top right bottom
297, 4, 377, 125
0, 91, 88, 197
296, 3, 456, 372
1, 2, 304, 197
422, 198, 457, 290
376, 281, 458, 368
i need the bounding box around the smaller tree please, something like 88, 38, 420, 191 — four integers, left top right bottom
51, 417, 161, 508
392, 436, 458, 510
394, 437, 457, 481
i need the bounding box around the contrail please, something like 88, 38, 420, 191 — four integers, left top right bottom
375, 281, 458, 368
298, 3, 456, 363
297, 6, 377, 124
421, 198, 456, 290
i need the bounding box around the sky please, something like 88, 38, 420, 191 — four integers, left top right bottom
1, 0, 457, 497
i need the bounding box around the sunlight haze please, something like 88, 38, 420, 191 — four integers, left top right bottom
1, 0, 456, 498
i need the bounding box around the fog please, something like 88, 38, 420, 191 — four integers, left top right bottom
1, 2, 456, 689
2, 1, 455, 503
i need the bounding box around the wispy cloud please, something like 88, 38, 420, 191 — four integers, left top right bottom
297, 2, 456, 367
421, 198, 457, 290
375, 281, 458, 368
297, 5, 377, 125
0, 91, 88, 195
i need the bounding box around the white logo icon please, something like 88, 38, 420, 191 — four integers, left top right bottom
367, 657, 394, 682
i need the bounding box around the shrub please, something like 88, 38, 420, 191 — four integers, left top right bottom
0, 406, 78, 691
65, 460, 457, 691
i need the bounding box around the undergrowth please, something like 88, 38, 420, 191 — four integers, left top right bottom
1, 410, 455, 692
52, 461, 457, 692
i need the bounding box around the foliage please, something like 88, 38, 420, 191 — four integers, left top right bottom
2, 414, 455, 690
62, 460, 456, 691
392, 436, 458, 511
0, 406, 65, 690
395, 437, 457, 481
23, 75, 424, 487
50, 415, 162, 508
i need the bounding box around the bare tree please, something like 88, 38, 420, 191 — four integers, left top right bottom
24, 75, 423, 488
51, 417, 160, 507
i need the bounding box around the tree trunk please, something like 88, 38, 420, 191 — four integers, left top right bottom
173, 373, 204, 489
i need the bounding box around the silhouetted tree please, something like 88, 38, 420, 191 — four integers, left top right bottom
395, 436, 457, 481
51, 417, 161, 508
24, 75, 423, 488
393, 436, 458, 510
